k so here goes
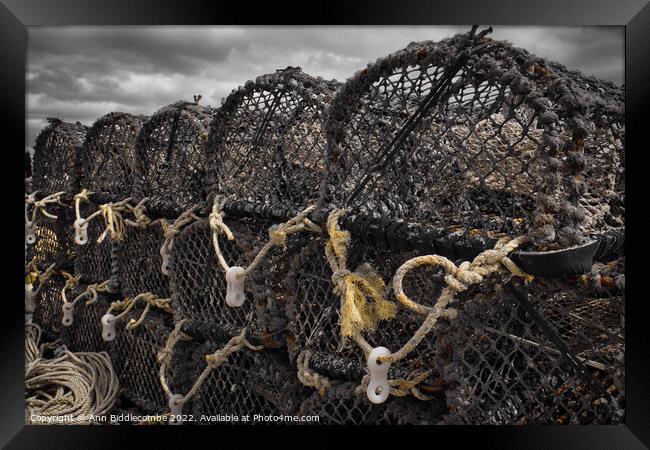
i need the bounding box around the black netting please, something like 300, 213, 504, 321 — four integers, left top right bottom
25, 150, 32, 180
26, 202, 76, 270
133, 102, 216, 218
74, 202, 119, 285
323, 32, 624, 250
79, 112, 147, 204
207, 67, 339, 211
286, 238, 441, 385
108, 308, 179, 413
298, 381, 446, 425
31, 119, 87, 195
170, 217, 311, 346
115, 224, 169, 299
62, 289, 114, 354
32, 274, 73, 342
172, 338, 306, 423
434, 259, 624, 424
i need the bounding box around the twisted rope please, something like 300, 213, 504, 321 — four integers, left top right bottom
158, 321, 262, 418
296, 350, 331, 397
381, 235, 531, 364
96, 197, 133, 242
159, 206, 200, 275
26, 191, 66, 222
209, 195, 321, 288
124, 197, 153, 228
106, 292, 173, 331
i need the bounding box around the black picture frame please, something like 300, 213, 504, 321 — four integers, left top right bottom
3, 0, 647, 447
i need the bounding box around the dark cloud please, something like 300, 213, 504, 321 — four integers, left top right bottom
26, 26, 623, 150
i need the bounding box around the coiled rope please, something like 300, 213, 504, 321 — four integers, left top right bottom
25, 324, 119, 424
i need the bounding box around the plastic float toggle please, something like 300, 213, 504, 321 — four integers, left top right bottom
74, 218, 89, 245
366, 346, 392, 404
225, 266, 246, 307
25, 221, 36, 245
62, 302, 74, 327
101, 313, 117, 341
168, 394, 185, 425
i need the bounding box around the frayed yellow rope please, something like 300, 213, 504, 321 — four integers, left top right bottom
325, 210, 396, 343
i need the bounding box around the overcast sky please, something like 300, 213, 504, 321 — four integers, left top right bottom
26, 26, 624, 150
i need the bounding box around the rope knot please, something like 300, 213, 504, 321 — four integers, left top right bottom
331, 269, 352, 291
268, 225, 287, 250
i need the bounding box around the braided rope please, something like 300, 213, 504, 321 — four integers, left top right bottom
158, 321, 262, 420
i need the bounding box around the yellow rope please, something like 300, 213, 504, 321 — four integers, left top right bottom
324, 210, 396, 344
26, 191, 66, 223
97, 198, 132, 242
105, 292, 173, 332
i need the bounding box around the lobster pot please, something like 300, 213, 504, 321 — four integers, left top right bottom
298, 381, 445, 425
25, 151, 32, 193
286, 235, 444, 388
26, 201, 76, 270
74, 202, 120, 286
206, 67, 339, 212
31, 119, 87, 195
433, 258, 625, 425
133, 102, 216, 218
108, 308, 187, 414
62, 288, 114, 354
79, 112, 147, 204
173, 334, 306, 423
114, 223, 169, 299
169, 217, 311, 347
32, 274, 80, 342
323, 31, 624, 251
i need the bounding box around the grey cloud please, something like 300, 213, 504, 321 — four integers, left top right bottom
27, 26, 623, 150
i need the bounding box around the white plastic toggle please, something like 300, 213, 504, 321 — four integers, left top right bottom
168, 394, 185, 425
62, 302, 74, 327
25, 221, 36, 245
366, 346, 392, 404
160, 240, 173, 275
225, 266, 246, 307
74, 218, 89, 245
25, 285, 35, 313
101, 313, 117, 341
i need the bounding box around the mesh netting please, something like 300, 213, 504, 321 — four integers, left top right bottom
170, 217, 311, 346
108, 308, 181, 413
433, 258, 625, 424
299, 381, 446, 425
74, 202, 119, 285
114, 224, 169, 299
286, 238, 442, 385
207, 67, 339, 211
323, 31, 624, 250
78, 112, 147, 204
31, 119, 87, 195
172, 338, 306, 422
133, 102, 216, 218
32, 274, 71, 342
62, 289, 113, 354
25, 150, 32, 181
26, 202, 76, 270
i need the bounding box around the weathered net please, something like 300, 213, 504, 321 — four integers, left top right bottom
133, 101, 216, 218
31, 274, 76, 342
114, 224, 169, 299
31, 118, 87, 195
108, 308, 181, 413
170, 217, 311, 347
169, 335, 306, 423
78, 112, 147, 204
299, 381, 446, 425
286, 237, 441, 385
62, 289, 113, 354
26, 202, 76, 270
74, 202, 120, 286
206, 67, 339, 211
322, 31, 624, 251
434, 258, 625, 424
